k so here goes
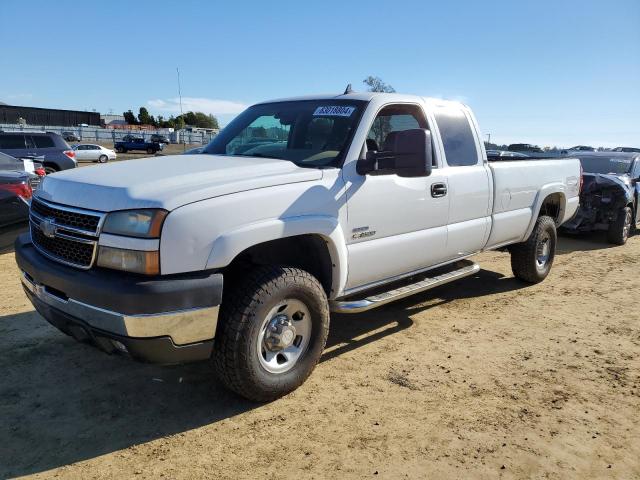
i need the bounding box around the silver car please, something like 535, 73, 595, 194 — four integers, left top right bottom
73, 144, 117, 163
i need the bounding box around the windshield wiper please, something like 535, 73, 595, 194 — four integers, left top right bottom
232, 153, 283, 160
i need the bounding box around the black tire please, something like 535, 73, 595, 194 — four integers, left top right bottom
98, 154, 108, 163
116, 146, 125, 153
607, 206, 632, 245
510, 215, 557, 284
147, 147, 155, 154
213, 265, 330, 402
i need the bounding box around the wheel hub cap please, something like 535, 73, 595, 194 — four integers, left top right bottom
536, 236, 551, 269
257, 299, 312, 374
264, 315, 297, 351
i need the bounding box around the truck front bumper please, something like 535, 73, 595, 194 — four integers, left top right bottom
15, 234, 223, 364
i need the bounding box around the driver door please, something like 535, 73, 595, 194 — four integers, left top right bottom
342, 103, 450, 291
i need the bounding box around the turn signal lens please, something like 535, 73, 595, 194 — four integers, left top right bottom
97, 246, 160, 275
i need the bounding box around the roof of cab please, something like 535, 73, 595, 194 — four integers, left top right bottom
255, 92, 466, 108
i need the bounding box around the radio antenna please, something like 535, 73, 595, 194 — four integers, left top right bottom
176, 67, 185, 151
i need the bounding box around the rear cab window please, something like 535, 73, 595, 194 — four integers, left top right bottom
433, 106, 479, 167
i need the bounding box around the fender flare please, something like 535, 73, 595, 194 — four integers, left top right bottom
521, 183, 567, 241
206, 215, 349, 298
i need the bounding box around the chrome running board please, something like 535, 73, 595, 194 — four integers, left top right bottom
331, 260, 480, 313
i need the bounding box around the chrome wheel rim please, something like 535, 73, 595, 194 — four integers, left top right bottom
623, 210, 632, 240
257, 299, 311, 374
536, 233, 551, 271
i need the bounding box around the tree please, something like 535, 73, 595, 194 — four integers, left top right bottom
363, 76, 396, 93
123, 110, 137, 125
138, 107, 153, 125
179, 111, 219, 129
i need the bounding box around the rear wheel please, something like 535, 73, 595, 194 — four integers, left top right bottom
213, 265, 330, 402
510, 215, 557, 284
147, 147, 155, 154
607, 206, 632, 245
116, 146, 125, 153
98, 154, 108, 163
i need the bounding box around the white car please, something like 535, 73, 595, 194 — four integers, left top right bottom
73, 144, 116, 163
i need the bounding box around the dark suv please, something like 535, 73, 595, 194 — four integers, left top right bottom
0, 132, 77, 174
150, 134, 171, 144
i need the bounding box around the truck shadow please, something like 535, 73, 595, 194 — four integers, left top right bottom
0, 310, 255, 478
556, 230, 623, 255
0, 267, 523, 477
323, 267, 526, 362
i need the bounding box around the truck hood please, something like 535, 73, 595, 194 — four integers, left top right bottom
34, 154, 323, 211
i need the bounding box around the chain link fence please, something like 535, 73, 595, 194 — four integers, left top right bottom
0, 124, 216, 145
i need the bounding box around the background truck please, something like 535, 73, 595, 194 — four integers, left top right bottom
16, 91, 581, 401
114, 135, 163, 154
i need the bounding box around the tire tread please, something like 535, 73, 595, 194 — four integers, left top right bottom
510, 215, 556, 284
213, 265, 329, 402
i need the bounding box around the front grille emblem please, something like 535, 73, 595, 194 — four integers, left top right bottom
40, 217, 57, 239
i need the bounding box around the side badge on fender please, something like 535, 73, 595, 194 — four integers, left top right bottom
352, 226, 376, 239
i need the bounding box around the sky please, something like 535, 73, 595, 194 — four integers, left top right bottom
1, 0, 639, 148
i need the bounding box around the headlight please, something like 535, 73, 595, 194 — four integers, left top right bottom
97, 246, 160, 275
102, 209, 167, 238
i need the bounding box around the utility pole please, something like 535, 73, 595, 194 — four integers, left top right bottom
177, 67, 185, 152
486, 133, 491, 145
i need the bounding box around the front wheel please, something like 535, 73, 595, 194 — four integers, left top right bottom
44, 165, 58, 175
213, 266, 330, 402
510, 215, 557, 284
607, 206, 632, 245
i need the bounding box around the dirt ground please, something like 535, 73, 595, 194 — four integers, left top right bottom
0, 231, 639, 479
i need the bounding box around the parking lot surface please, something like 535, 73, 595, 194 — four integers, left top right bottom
1, 232, 638, 479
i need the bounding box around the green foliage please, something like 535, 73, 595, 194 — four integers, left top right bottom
138, 107, 153, 126
363, 76, 396, 93
123, 110, 138, 125
126, 106, 219, 130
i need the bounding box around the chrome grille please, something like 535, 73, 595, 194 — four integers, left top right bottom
31, 198, 100, 232
29, 197, 105, 269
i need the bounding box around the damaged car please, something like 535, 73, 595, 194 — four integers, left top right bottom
562, 152, 640, 244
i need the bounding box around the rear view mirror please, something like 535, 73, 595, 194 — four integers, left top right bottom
358, 129, 433, 177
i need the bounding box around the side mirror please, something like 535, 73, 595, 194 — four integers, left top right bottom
358, 129, 433, 177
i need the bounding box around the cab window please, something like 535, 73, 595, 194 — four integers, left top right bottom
434, 106, 479, 167
366, 104, 433, 164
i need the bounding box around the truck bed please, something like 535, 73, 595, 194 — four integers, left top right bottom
486, 158, 581, 248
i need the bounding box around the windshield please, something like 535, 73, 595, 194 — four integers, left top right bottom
579, 157, 633, 175
203, 100, 366, 168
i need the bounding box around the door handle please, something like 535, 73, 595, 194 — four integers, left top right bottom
431, 182, 447, 198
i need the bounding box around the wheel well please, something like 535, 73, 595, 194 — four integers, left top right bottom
222, 235, 334, 295
43, 162, 58, 172
539, 193, 563, 224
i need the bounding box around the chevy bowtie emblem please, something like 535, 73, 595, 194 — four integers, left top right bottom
40, 217, 57, 238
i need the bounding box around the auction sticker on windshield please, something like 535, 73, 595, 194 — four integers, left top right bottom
313, 106, 356, 117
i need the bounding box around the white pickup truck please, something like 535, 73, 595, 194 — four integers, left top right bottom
16, 92, 581, 401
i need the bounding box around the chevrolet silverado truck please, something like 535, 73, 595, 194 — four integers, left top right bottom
15, 92, 581, 401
